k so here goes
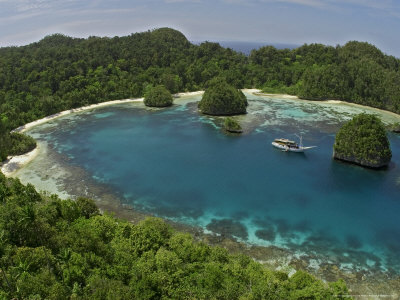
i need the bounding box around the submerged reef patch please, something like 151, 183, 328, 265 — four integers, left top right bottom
206, 218, 248, 240
255, 228, 276, 241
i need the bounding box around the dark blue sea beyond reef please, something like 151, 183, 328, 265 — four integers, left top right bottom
27, 93, 400, 274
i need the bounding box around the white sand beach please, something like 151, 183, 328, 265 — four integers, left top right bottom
1, 146, 39, 176
13, 98, 144, 134
242, 88, 261, 94
175, 91, 204, 97
255, 92, 298, 100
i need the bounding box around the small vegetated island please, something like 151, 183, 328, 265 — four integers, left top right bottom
224, 117, 243, 133
198, 78, 247, 115
333, 114, 392, 168
144, 85, 173, 107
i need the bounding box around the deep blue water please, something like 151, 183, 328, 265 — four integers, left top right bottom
29, 95, 400, 274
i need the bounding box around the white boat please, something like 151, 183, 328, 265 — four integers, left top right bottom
272, 136, 316, 153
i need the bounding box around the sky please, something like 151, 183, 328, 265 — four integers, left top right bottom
0, 0, 399, 57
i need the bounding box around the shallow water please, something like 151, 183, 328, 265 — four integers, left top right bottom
19, 93, 400, 275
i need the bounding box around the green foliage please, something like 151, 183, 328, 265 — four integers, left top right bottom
334, 114, 392, 168
8, 132, 37, 156
288, 271, 352, 299
0, 117, 11, 161
75, 197, 99, 219
261, 79, 298, 95
224, 117, 243, 133
198, 78, 247, 115
388, 122, 400, 132
144, 85, 173, 107
0, 175, 352, 299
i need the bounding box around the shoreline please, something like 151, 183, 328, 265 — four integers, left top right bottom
2, 91, 205, 177
256, 91, 400, 124
13, 98, 144, 134
1, 146, 40, 176
10, 88, 400, 136
2, 90, 400, 298
3, 89, 400, 178
2, 98, 142, 176
12, 91, 206, 135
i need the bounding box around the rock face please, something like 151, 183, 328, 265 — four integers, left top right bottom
144, 85, 173, 107
198, 79, 247, 115
333, 114, 392, 168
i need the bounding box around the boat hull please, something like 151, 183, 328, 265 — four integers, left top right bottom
272, 142, 310, 152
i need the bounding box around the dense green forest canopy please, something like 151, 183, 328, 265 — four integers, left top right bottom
0, 173, 351, 299
333, 114, 392, 168
0, 27, 399, 158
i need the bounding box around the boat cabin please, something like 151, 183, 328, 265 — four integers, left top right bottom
273, 138, 298, 148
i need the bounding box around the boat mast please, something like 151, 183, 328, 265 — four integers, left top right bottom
295, 134, 303, 148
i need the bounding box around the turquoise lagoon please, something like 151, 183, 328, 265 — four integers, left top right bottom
21, 93, 400, 274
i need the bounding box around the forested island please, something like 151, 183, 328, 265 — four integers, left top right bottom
198, 78, 247, 115
144, 85, 173, 107
334, 114, 392, 168
1, 27, 400, 159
